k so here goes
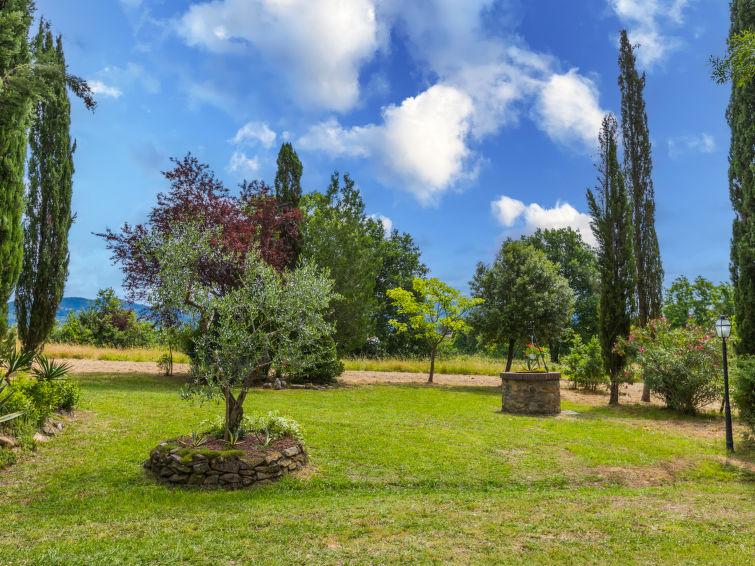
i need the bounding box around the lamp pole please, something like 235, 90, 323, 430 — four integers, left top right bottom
722, 336, 734, 453
715, 315, 734, 453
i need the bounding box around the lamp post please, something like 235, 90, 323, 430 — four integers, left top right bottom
714, 315, 734, 453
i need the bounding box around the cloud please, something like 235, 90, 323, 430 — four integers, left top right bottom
533, 69, 605, 149
176, 0, 380, 111
227, 151, 260, 176
299, 84, 475, 204
491, 195, 596, 247
668, 133, 715, 157
88, 80, 122, 98
369, 214, 393, 237
232, 122, 277, 149
608, 0, 693, 68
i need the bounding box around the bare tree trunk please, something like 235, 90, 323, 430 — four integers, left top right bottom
609, 380, 620, 405
505, 339, 515, 372
223, 387, 246, 440
641, 382, 650, 402
428, 344, 436, 383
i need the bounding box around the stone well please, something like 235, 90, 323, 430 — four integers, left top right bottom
500, 371, 561, 415
143, 439, 307, 489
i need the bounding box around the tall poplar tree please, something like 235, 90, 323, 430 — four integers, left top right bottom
0, 0, 34, 340
727, 0, 755, 355
586, 114, 636, 405
618, 29, 664, 326
15, 22, 75, 352
274, 142, 303, 267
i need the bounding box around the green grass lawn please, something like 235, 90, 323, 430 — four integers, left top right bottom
1, 373, 753, 565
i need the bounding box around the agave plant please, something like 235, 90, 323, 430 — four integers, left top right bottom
1, 348, 35, 381
32, 355, 72, 382
0, 381, 25, 425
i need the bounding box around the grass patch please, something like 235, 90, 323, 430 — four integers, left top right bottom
0, 373, 752, 564
342, 354, 539, 375
41, 343, 190, 364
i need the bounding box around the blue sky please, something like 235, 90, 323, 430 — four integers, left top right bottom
34, 0, 732, 298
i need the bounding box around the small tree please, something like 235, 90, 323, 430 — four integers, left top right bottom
387, 278, 482, 383
150, 224, 337, 440
469, 240, 575, 372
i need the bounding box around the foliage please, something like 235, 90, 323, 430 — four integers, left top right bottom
586, 113, 636, 404
300, 172, 383, 354
663, 275, 734, 328
732, 355, 755, 434
726, 1, 755, 357
616, 318, 723, 415
31, 355, 72, 381
286, 334, 343, 384
522, 227, 599, 358
150, 223, 337, 440
0, 0, 32, 339
387, 278, 482, 382
711, 29, 755, 86
15, 21, 75, 353
179, 431, 208, 449
523, 343, 546, 371
469, 239, 574, 372
562, 335, 608, 391
98, 153, 301, 329
49, 288, 156, 348
53, 379, 79, 412
274, 142, 304, 267
242, 411, 304, 445
618, 29, 663, 327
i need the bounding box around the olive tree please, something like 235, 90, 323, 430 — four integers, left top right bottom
149, 224, 338, 440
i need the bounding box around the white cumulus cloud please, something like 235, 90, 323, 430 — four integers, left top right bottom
299, 84, 475, 205
608, 0, 692, 68
533, 70, 606, 149
88, 80, 122, 98
232, 122, 277, 149
227, 151, 259, 176
176, 0, 380, 111
491, 195, 596, 247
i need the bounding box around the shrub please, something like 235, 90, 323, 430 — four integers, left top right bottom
0, 384, 38, 442
287, 334, 343, 384
732, 355, 755, 434
621, 318, 722, 415
52, 380, 80, 412
562, 335, 608, 390
0, 447, 17, 469
242, 411, 304, 444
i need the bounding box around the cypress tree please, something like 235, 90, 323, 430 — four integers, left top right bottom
586, 114, 636, 405
618, 29, 664, 327
16, 22, 75, 352
0, 0, 34, 339
274, 142, 303, 267
728, 0, 755, 355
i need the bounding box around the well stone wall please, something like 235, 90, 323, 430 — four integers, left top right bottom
500, 372, 561, 415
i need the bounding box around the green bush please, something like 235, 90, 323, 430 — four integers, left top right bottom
0, 384, 39, 442
562, 335, 607, 390
287, 334, 343, 384
623, 319, 722, 415
733, 355, 755, 434
0, 447, 17, 469
242, 411, 303, 443
48, 288, 157, 348
52, 380, 80, 412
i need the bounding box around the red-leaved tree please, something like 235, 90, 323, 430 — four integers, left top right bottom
98, 154, 301, 319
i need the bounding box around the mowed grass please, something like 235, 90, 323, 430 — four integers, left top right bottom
40, 343, 190, 364
1, 373, 753, 565
342, 354, 530, 375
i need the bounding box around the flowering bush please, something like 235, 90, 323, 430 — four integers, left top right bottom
616, 318, 722, 415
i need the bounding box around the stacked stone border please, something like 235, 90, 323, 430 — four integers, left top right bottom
143, 439, 308, 489
500, 371, 561, 415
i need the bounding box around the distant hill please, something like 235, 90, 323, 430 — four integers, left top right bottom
7, 297, 150, 327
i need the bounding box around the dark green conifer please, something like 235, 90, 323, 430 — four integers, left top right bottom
728, 0, 755, 355
274, 142, 303, 266
0, 0, 34, 339
16, 22, 75, 352
586, 114, 636, 405
618, 29, 664, 329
